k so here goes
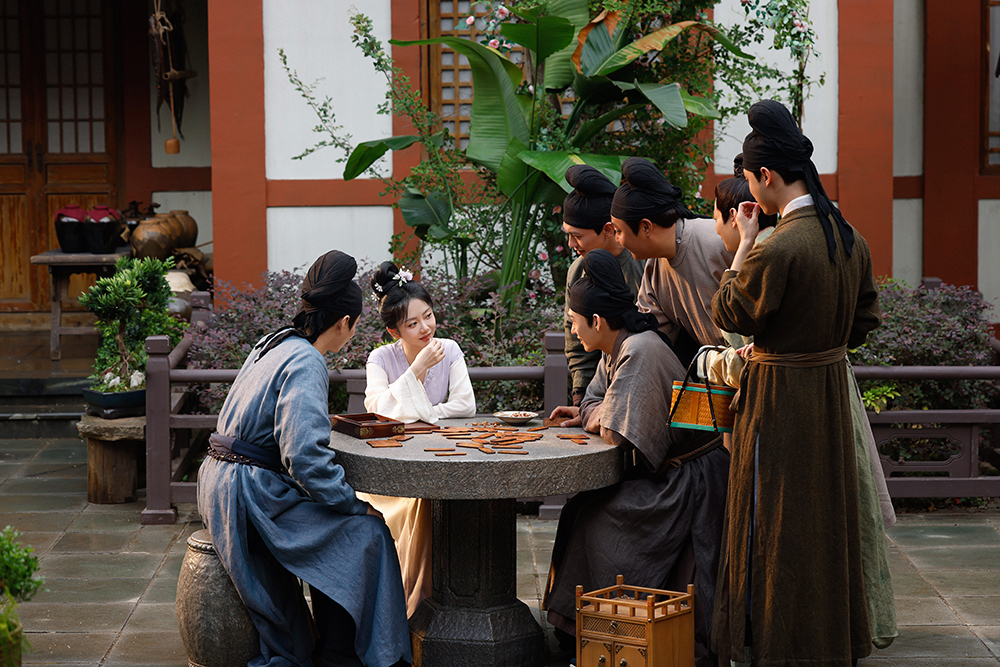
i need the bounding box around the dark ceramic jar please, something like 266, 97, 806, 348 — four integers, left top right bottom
53, 204, 88, 253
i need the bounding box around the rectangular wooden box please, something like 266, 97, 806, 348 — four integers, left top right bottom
576, 576, 694, 667
332, 413, 405, 439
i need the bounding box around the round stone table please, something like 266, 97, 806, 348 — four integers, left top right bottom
328, 418, 623, 667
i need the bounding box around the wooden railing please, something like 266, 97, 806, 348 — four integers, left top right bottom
852, 365, 1000, 498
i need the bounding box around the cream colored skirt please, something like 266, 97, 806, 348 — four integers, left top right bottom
357, 493, 431, 617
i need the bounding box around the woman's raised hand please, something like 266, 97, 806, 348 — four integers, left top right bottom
411, 338, 445, 382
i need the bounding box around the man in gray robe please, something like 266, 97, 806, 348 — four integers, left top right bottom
545, 249, 729, 667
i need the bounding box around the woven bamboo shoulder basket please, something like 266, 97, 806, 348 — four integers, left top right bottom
669, 381, 735, 433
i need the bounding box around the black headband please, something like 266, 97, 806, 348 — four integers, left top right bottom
562, 165, 616, 231
742, 99, 854, 261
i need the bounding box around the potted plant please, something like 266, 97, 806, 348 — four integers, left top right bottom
0, 526, 44, 667
78, 256, 186, 418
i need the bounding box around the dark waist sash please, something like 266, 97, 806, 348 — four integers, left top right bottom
209, 433, 286, 473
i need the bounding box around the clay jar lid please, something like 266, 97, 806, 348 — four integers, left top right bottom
86, 205, 122, 222
55, 204, 87, 222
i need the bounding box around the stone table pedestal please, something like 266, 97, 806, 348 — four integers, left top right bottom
329, 418, 623, 667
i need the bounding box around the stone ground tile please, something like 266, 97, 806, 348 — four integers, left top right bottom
858, 659, 1000, 666
1, 494, 88, 512
40, 553, 165, 579
893, 596, 963, 625
923, 570, 1000, 597
168, 523, 202, 555
17, 531, 64, 555
69, 511, 141, 532
871, 625, 994, 658
82, 500, 149, 514
103, 630, 188, 663
947, 597, 1000, 626
104, 664, 189, 667
0, 476, 87, 495
0, 439, 54, 449
0, 448, 40, 462
517, 546, 538, 576
124, 527, 179, 554
891, 570, 939, 598
15, 462, 88, 479
31, 578, 148, 604
32, 447, 86, 464
888, 523, 1000, 548
51, 531, 134, 553
0, 511, 79, 532
887, 548, 919, 574
17, 602, 132, 633
971, 626, 1000, 657
0, 462, 20, 482
123, 603, 179, 633
154, 553, 184, 579
518, 573, 541, 600
22, 631, 117, 663
142, 575, 178, 604
903, 546, 1000, 572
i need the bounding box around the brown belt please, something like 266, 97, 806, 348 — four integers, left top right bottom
749, 345, 848, 368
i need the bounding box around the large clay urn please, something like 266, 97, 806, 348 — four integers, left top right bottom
154, 213, 184, 243
170, 210, 198, 248
130, 217, 173, 260
176, 530, 259, 667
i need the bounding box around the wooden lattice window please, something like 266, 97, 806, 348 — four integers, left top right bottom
0, 0, 22, 155
430, 1, 528, 151
44, 0, 105, 154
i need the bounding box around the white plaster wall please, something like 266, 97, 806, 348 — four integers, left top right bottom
978, 200, 1000, 312
712, 0, 838, 175
894, 0, 924, 177
266, 206, 394, 273
149, 0, 212, 167
263, 0, 393, 180
153, 191, 213, 254
892, 198, 923, 286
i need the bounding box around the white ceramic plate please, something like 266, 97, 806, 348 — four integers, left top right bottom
493, 411, 539, 426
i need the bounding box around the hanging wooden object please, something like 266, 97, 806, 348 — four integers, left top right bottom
149, 1, 197, 154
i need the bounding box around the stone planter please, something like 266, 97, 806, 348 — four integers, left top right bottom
76, 414, 146, 504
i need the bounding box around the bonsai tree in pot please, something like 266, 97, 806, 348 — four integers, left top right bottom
0, 526, 44, 666
78, 256, 185, 416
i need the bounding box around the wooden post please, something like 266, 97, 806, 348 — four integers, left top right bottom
543, 331, 568, 417
77, 414, 146, 504
143, 334, 177, 524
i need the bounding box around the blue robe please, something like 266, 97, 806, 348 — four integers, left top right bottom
197, 334, 411, 667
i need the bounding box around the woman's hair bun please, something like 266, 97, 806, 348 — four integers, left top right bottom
733, 153, 745, 178
371, 260, 412, 299
565, 164, 616, 197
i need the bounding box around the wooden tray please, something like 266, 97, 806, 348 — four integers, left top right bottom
332, 413, 405, 439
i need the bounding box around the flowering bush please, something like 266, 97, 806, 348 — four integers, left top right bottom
186, 265, 562, 414
851, 279, 999, 464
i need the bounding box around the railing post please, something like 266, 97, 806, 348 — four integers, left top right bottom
143, 335, 177, 525
346, 379, 367, 413
190, 291, 212, 327
543, 331, 568, 417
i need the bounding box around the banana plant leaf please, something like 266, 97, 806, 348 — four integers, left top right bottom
391, 37, 528, 172
343, 135, 422, 181
537, 0, 590, 91
680, 89, 721, 119
497, 136, 532, 200
500, 15, 575, 64
594, 21, 753, 77
574, 12, 629, 77
517, 150, 627, 192
398, 188, 455, 241
633, 81, 688, 128
568, 102, 645, 147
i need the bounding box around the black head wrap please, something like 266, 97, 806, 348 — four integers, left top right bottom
256, 250, 363, 359
741, 99, 854, 261
568, 249, 659, 334
562, 165, 616, 232
610, 157, 696, 223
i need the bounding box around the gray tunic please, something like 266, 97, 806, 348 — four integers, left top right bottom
197, 334, 410, 667
544, 330, 729, 667
564, 250, 645, 397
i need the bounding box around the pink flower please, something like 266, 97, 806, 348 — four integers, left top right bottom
528, 291, 537, 299
528, 271, 540, 281
555, 245, 564, 252
538, 251, 549, 261
496, 5, 510, 19
465, 16, 475, 26
553, 205, 562, 214
488, 38, 500, 49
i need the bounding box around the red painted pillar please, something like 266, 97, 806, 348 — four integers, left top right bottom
207, 0, 267, 288
922, 0, 980, 288
838, 0, 894, 278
